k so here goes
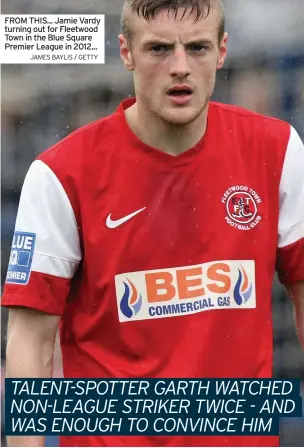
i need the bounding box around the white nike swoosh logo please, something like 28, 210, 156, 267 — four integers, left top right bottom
106, 207, 146, 229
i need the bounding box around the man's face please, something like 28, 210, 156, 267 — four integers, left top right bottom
120, 7, 228, 126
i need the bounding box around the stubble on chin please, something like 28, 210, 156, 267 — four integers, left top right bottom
155, 102, 209, 127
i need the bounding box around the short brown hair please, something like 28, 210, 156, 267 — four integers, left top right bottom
121, 0, 225, 45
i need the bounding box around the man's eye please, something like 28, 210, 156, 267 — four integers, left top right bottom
150, 45, 169, 53
189, 44, 208, 53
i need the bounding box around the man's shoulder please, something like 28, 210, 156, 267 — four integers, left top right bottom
38, 111, 119, 164
210, 101, 290, 134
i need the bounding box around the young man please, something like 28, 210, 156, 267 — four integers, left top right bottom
3, 0, 304, 446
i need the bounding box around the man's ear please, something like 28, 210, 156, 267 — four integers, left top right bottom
119, 34, 135, 71
217, 31, 228, 69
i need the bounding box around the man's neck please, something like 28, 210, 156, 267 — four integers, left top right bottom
124, 100, 208, 157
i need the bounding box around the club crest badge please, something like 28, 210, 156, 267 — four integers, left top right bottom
222, 186, 262, 231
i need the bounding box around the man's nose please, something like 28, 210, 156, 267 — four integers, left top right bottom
169, 47, 191, 78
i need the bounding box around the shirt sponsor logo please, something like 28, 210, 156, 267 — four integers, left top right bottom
221, 185, 262, 231
115, 260, 256, 322
6, 231, 36, 285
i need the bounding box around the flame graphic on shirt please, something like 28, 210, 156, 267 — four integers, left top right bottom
233, 267, 253, 306
120, 278, 143, 318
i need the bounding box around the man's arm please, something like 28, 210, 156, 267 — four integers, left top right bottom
2, 158, 81, 445
6, 307, 60, 447
287, 281, 304, 350
275, 126, 304, 348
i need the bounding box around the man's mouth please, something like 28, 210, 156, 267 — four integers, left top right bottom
168, 90, 192, 96
167, 85, 193, 96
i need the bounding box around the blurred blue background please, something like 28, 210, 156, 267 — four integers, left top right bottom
1, 0, 304, 446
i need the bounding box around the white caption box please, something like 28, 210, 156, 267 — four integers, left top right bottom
0, 15, 105, 64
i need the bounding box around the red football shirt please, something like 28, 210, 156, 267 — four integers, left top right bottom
3, 98, 304, 447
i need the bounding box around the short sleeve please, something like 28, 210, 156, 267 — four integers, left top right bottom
276, 126, 304, 285
1, 160, 82, 315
